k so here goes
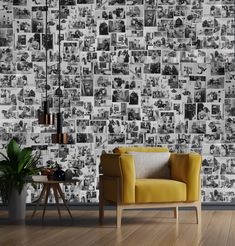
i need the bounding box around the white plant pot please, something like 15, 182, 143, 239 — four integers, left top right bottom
8, 185, 27, 222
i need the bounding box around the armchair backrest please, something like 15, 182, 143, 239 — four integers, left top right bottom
113, 147, 169, 154
113, 147, 171, 179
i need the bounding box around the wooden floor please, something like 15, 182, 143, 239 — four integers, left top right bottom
0, 209, 234, 246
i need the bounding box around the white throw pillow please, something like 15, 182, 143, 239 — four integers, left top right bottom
127, 152, 171, 179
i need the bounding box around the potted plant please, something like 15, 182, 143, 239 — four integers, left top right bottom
41, 160, 58, 180
0, 139, 40, 221
41, 160, 66, 181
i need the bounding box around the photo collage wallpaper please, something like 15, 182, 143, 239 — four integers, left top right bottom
0, 0, 235, 203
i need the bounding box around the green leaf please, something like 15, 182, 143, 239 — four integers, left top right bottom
25, 151, 41, 170
6, 139, 20, 162
0, 162, 13, 175
17, 148, 32, 173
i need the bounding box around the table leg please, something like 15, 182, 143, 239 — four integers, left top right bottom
99, 177, 104, 225
56, 184, 73, 220
52, 184, 62, 220
42, 184, 50, 223
31, 184, 47, 219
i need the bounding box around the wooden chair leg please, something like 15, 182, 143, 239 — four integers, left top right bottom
174, 207, 178, 222
196, 203, 201, 224
99, 179, 104, 225
116, 205, 122, 228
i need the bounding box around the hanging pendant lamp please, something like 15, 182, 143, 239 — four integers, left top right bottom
52, 112, 68, 144
38, 1, 55, 125
38, 101, 55, 125
51, 0, 68, 144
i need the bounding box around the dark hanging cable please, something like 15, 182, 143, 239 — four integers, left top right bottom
39, 0, 55, 124
56, 0, 63, 135
58, 0, 61, 114
45, 0, 48, 100
51, 0, 68, 144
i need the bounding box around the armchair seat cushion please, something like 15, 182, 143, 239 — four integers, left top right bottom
135, 179, 187, 203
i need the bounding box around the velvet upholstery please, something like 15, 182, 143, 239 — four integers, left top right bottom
135, 179, 187, 203
100, 147, 201, 204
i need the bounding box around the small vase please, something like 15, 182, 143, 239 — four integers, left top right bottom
53, 167, 65, 181
41, 168, 57, 180
8, 185, 27, 222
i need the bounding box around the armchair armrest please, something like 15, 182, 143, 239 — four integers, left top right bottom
169, 153, 202, 202
100, 154, 135, 204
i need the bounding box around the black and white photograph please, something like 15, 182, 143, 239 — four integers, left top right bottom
0, 1, 235, 240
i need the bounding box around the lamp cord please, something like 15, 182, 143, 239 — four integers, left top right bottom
45, 0, 48, 100
58, 0, 61, 114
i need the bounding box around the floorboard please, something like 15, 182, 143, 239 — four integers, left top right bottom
0, 210, 233, 246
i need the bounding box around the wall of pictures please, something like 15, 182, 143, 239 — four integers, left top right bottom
0, 0, 235, 203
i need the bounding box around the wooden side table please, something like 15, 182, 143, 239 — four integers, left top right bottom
31, 180, 75, 222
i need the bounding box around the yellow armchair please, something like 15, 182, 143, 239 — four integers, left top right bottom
99, 147, 202, 227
